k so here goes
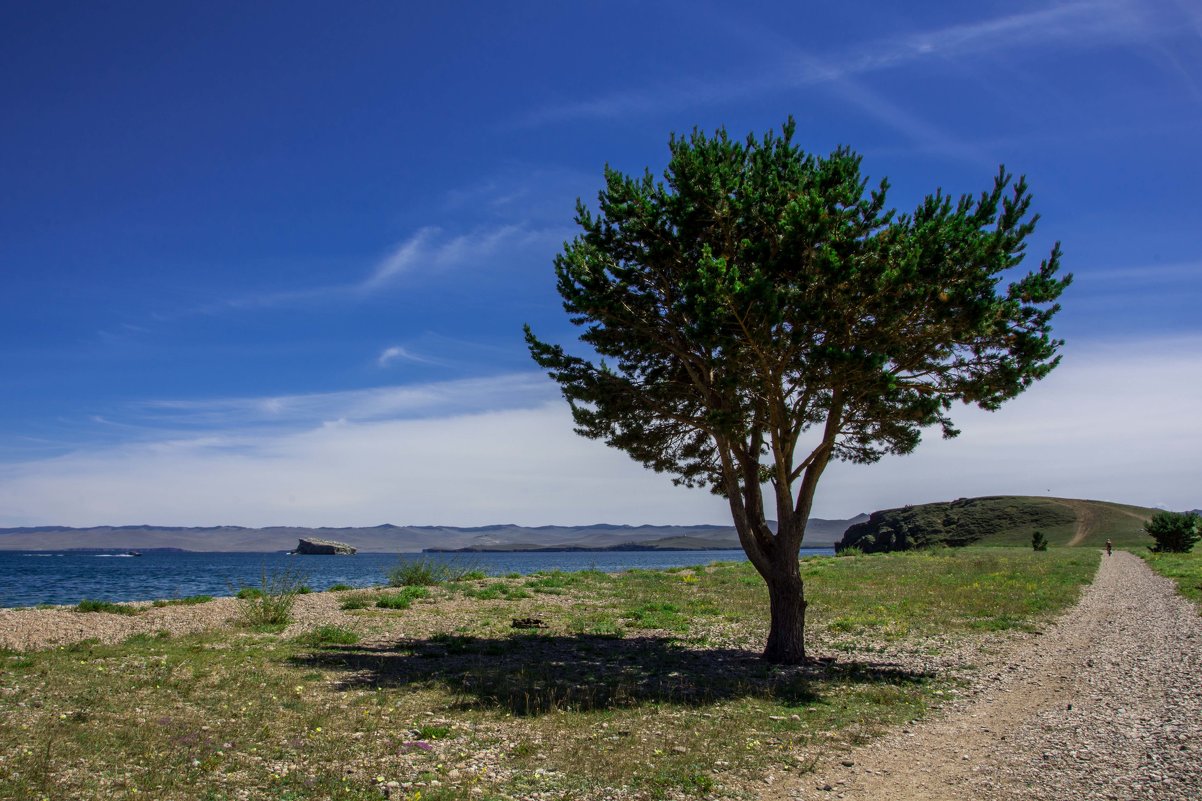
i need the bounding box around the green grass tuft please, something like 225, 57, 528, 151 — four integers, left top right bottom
74, 599, 139, 615
376, 586, 430, 610
152, 595, 214, 607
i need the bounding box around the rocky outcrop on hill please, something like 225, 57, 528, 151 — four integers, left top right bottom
292, 537, 356, 555
838, 496, 1075, 553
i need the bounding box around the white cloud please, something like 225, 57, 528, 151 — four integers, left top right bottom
134, 374, 554, 429
817, 336, 1202, 515
0, 338, 1198, 528
377, 345, 439, 368
360, 224, 565, 292
208, 223, 569, 313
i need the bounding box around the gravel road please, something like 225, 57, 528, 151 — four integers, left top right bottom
780, 551, 1201, 801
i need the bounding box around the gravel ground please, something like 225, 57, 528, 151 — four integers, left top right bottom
777, 551, 1202, 801
0, 591, 368, 651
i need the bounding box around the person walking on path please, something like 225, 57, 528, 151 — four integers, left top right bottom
1106, 538, 1113, 556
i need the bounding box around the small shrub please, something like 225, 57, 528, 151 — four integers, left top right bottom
236, 568, 307, 628
1145, 511, 1200, 553
1032, 531, 1048, 551
836, 545, 863, 557
294, 625, 359, 646
413, 723, 453, 740
388, 558, 480, 587
75, 599, 139, 616
296, 586, 313, 594
340, 593, 372, 610
377, 586, 430, 610
327, 583, 353, 592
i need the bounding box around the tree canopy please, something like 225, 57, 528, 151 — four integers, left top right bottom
1145, 510, 1200, 553
526, 119, 1071, 662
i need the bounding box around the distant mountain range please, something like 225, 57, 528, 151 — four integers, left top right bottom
0, 517, 865, 553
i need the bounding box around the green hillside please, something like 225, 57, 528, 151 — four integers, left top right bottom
838, 496, 1158, 553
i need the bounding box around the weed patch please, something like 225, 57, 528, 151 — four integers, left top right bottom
293, 625, 360, 646
152, 595, 214, 607
376, 586, 430, 610
235, 568, 308, 628
74, 599, 139, 615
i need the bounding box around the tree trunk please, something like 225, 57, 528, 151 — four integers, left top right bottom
762, 562, 807, 664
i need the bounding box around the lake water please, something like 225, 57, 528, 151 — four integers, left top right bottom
0, 548, 835, 607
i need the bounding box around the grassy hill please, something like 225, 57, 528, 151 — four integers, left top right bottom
838, 496, 1158, 553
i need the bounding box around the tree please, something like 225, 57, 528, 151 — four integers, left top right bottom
1032, 531, 1048, 551
1144, 511, 1200, 553
525, 119, 1070, 663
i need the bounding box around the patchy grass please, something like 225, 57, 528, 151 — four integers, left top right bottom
152, 595, 215, 608
74, 599, 140, 616
339, 592, 373, 611
0, 549, 1098, 801
387, 557, 485, 587
375, 586, 430, 610
1140, 549, 1202, 610
235, 569, 308, 629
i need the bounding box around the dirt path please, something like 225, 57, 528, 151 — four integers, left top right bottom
1052, 498, 1100, 546
1053, 498, 1149, 547
774, 551, 1202, 801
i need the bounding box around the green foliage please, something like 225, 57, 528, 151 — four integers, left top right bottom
74, 599, 139, 615
339, 593, 372, 610
839, 496, 1157, 552
326, 583, 353, 592
293, 625, 359, 646
1145, 510, 1201, 553
1032, 530, 1048, 551
376, 586, 430, 610
841, 497, 1076, 552
388, 558, 481, 587
525, 118, 1069, 662
236, 568, 307, 629
624, 602, 688, 631
459, 581, 531, 601
152, 595, 214, 607
412, 723, 453, 741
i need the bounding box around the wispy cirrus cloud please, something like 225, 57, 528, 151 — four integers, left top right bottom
132, 373, 555, 431
360, 224, 563, 290
377, 345, 441, 368
521, 0, 1165, 144
207, 222, 569, 313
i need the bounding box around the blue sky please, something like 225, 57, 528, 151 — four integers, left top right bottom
1, 1, 1199, 527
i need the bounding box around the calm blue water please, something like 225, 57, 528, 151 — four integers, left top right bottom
0, 548, 835, 607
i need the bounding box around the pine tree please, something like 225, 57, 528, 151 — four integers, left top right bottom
526, 119, 1070, 663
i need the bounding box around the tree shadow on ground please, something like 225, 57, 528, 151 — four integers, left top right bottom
291, 633, 934, 716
